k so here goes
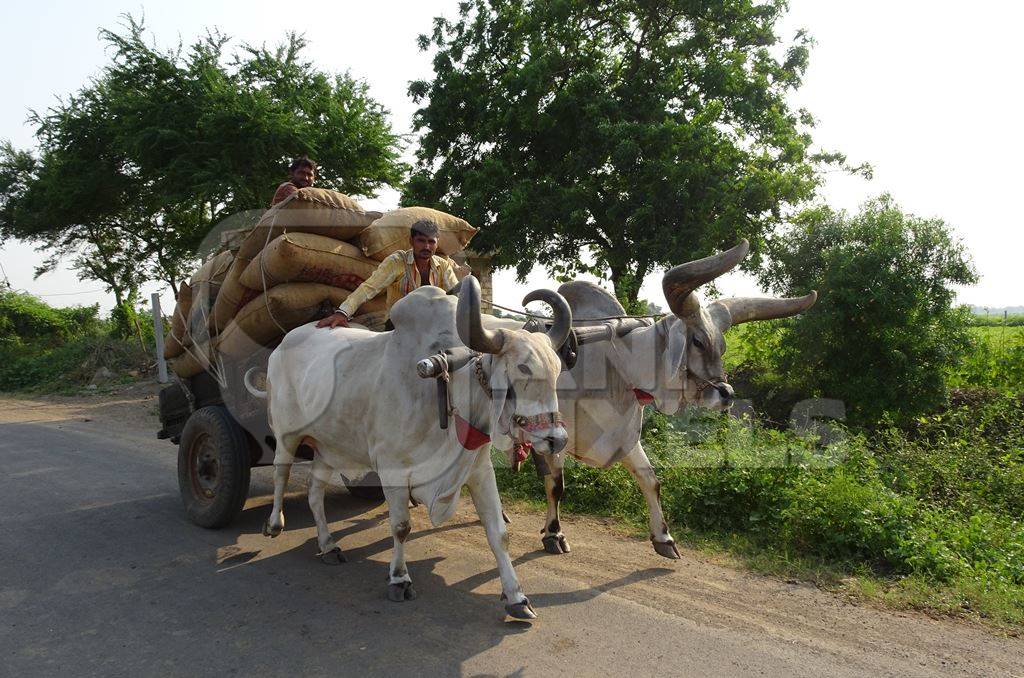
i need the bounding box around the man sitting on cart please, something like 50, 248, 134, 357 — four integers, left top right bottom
316, 219, 459, 330
270, 156, 317, 206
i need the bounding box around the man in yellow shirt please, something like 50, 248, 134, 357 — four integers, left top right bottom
316, 219, 460, 329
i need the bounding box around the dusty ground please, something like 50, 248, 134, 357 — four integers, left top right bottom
0, 384, 1022, 677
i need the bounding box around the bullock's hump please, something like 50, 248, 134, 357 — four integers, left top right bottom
557, 281, 625, 322
389, 286, 457, 334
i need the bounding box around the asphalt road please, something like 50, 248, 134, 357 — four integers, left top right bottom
0, 394, 1021, 678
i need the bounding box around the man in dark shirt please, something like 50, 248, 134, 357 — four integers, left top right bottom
271, 156, 317, 206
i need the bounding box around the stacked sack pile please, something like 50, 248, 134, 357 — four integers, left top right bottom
163, 188, 477, 378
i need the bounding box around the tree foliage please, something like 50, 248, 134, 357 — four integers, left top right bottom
754, 195, 978, 424
0, 16, 405, 308
405, 0, 865, 307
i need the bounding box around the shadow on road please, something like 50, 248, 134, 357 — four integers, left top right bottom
3, 437, 671, 678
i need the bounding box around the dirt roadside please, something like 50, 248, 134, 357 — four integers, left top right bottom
1, 384, 1021, 676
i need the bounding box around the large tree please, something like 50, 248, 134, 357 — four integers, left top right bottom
406, 0, 865, 308
0, 16, 405, 300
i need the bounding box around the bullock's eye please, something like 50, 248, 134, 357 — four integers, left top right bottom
692, 336, 705, 350
517, 363, 533, 376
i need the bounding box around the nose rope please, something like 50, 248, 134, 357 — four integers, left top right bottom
512, 412, 566, 433
691, 373, 728, 396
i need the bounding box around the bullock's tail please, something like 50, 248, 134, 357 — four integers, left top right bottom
243, 367, 268, 399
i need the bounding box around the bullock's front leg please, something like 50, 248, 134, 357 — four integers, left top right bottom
309, 455, 345, 564
532, 451, 570, 554
382, 486, 416, 602
621, 443, 680, 559
466, 458, 536, 620
263, 436, 297, 538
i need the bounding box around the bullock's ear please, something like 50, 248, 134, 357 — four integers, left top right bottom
488, 367, 514, 451
708, 303, 733, 332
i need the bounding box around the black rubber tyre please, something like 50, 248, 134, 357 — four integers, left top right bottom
341, 471, 385, 501
177, 406, 252, 528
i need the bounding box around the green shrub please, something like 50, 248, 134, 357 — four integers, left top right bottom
0, 291, 148, 392
757, 196, 979, 425
0, 290, 100, 350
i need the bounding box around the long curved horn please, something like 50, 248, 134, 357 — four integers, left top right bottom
456, 276, 504, 354
522, 289, 572, 350
709, 291, 818, 331
662, 239, 750, 317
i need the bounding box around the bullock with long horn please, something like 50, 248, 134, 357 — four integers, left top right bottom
247, 276, 571, 618
489, 240, 817, 557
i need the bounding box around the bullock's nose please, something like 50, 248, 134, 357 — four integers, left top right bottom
544, 429, 568, 454
715, 382, 734, 402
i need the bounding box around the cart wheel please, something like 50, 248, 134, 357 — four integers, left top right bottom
177, 406, 252, 528
342, 471, 385, 501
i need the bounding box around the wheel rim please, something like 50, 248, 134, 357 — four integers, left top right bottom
188, 432, 221, 504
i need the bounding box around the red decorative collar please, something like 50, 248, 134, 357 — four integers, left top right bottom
454, 414, 490, 450
633, 389, 655, 405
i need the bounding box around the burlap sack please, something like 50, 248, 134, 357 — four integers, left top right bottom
208, 256, 260, 337
187, 250, 236, 341
216, 283, 353, 359
169, 339, 212, 378
239, 233, 379, 292
164, 281, 193, 359
239, 188, 381, 262
360, 207, 478, 261
191, 250, 234, 290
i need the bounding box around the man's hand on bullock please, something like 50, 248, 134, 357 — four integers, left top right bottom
316, 311, 350, 329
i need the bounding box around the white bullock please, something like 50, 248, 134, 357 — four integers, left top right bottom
247, 277, 571, 618
491, 241, 817, 557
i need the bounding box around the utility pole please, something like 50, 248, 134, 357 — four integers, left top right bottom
152, 292, 168, 383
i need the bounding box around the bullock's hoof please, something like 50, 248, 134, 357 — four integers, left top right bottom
502, 595, 537, 620
652, 538, 681, 560
263, 521, 283, 538
542, 533, 570, 554
501, 511, 512, 525
387, 581, 417, 602
318, 547, 346, 565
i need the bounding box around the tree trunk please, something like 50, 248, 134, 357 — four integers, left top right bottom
609, 265, 642, 314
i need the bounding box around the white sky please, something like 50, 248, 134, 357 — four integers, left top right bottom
1, 0, 1021, 317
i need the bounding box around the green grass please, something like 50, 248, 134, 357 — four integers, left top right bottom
970, 313, 1024, 328
949, 327, 1024, 390
495, 396, 1024, 629
971, 325, 1024, 345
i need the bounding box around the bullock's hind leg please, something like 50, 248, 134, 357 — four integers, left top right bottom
382, 486, 416, 602
621, 443, 680, 559
309, 454, 345, 564
263, 433, 299, 538
532, 451, 570, 554
466, 457, 536, 619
